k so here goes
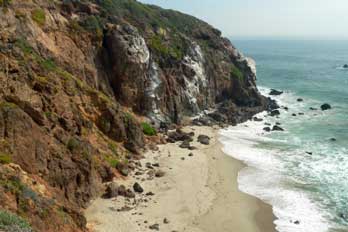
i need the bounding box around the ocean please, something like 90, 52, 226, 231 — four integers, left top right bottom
221, 39, 348, 232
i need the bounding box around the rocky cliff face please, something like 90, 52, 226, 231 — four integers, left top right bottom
0, 0, 275, 231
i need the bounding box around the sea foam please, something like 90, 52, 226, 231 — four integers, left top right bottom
219, 87, 331, 232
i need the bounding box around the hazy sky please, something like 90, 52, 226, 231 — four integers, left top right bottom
139, 0, 348, 39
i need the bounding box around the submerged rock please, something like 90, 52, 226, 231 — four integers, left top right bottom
269, 89, 283, 96
321, 103, 331, 111
253, 117, 263, 122
270, 110, 280, 117
272, 125, 284, 131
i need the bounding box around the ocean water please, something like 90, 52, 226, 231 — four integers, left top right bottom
220, 40, 348, 232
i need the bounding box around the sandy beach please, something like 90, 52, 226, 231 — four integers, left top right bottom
85, 126, 276, 232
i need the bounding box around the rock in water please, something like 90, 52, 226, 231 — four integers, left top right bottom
269, 89, 283, 96
321, 103, 331, 111
270, 110, 280, 116
197, 135, 210, 145
133, 182, 144, 193
343, 64, 348, 68
272, 125, 284, 131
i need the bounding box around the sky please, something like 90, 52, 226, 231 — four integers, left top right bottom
139, 0, 348, 39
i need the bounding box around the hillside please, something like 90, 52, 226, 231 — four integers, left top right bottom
0, 0, 275, 231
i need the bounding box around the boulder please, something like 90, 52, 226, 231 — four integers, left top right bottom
179, 140, 191, 149
321, 103, 331, 111
263, 127, 271, 132
116, 163, 129, 176
125, 189, 136, 198
253, 117, 263, 122
197, 135, 210, 145
297, 98, 303, 102
269, 89, 283, 96
155, 170, 165, 178
343, 64, 348, 68
270, 110, 280, 117
133, 182, 144, 193
272, 125, 284, 131
163, 218, 170, 224
149, 224, 159, 230
104, 182, 119, 198
118, 185, 127, 196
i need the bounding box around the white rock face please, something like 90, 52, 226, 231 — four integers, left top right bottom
147, 62, 161, 104
245, 57, 256, 76
146, 61, 165, 122
182, 43, 207, 111
127, 36, 150, 65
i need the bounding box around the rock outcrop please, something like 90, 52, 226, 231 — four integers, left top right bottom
0, 0, 276, 231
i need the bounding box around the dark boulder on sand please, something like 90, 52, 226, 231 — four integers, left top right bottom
263, 127, 271, 132
198, 135, 210, 145
149, 224, 160, 230
104, 182, 119, 198
179, 140, 191, 149
133, 182, 144, 193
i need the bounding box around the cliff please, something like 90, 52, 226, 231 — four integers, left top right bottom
0, 0, 275, 231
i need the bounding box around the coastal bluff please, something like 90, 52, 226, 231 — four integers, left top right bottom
0, 0, 276, 231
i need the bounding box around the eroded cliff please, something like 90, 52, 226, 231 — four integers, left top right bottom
0, 0, 275, 231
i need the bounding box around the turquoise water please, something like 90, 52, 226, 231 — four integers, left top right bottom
221, 40, 348, 232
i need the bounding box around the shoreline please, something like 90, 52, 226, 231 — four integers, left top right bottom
85, 126, 276, 232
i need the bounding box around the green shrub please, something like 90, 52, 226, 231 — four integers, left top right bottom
108, 142, 118, 155
1, 176, 24, 195
15, 38, 33, 55
31, 9, 46, 26
0, 0, 12, 7
0, 152, 11, 164
82, 16, 103, 39
149, 35, 183, 60
231, 65, 243, 81
106, 157, 119, 168
141, 122, 156, 136
39, 59, 56, 72
0, 102, 17, 110
67, 138, 79, 152
0, 210, 32, 231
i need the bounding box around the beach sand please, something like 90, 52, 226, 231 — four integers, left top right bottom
85, 126, 276, 232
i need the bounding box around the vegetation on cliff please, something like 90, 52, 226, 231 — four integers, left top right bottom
0, 0, 273, 231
